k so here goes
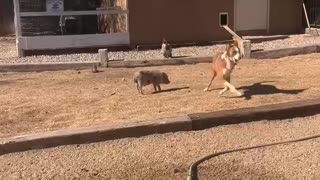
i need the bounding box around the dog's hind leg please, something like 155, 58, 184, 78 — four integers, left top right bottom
204, 72, 216, 92
137, 82, 144, 94
219, 77, 233, 96
219, 82, 229, 96
223, 81, 243, 97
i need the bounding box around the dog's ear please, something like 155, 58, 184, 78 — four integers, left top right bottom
162, 38, 167, 43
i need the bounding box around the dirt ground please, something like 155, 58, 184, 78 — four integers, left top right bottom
0, 36, 16, 59
0, 115, 319, 180
0, 53, 320, 138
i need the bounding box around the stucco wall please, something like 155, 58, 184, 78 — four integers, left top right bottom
269, 0, 303, 34
128, 0, 234, 45
0, 0, 15, 35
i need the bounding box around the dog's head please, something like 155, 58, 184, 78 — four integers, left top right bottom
161, 72, 170, 84
225, 40, 243, 64
162, 38, 168, 44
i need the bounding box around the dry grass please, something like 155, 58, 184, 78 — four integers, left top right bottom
0, 53, 320, 138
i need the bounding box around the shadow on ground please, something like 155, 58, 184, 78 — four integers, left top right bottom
198, 158, 287, 180
171, 55, 189, 58
0, 78, 35, 86
0, 80, 13, 85
154, 87, 190, 94
238, 81, 307, 100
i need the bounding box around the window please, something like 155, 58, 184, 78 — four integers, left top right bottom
219, 12, 228, 27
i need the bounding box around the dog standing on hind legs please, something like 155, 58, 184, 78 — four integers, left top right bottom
204, 40, 244, 97
161, 38, 173, 58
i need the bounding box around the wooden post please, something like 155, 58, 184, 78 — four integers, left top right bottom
240, 40, 251, 59
222, 25, 251, 58
13, 0, 24, 57
98, 49, 108, 68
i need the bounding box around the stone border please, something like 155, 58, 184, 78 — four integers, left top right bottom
251, 45, 320, 59
305, 28, 320, 36
104, 45, 319, 68
107, 56, 212, 68
0, 62, 100, 73
1, 98, 319, 155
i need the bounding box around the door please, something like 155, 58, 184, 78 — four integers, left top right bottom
235, 0, 269, 31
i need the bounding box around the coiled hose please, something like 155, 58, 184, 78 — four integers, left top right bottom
187, 134, 320, 180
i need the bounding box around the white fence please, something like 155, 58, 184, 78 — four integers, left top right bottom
13, 0, 129, 57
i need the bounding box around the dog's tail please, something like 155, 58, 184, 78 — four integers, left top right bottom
133, 71, 142, 83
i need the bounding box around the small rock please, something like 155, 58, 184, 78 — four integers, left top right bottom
81, 168, 89, 172
92, 171, 99, 176
173, 168, 180, 173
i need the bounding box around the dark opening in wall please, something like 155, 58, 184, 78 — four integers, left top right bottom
219, 12, 228, 26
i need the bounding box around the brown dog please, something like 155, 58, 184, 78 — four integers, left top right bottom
204, 40, 244, 96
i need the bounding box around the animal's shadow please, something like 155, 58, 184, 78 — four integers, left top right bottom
236, 81, 306, 100
153, 86, 189, 94
0, 80, 12, 85
0, 78, 30, 86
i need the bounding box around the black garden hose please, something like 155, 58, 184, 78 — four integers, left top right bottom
187, 134, 320, 180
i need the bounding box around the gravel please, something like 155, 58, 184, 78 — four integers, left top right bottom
0, 114, 320, 180
1, 34, 320, 64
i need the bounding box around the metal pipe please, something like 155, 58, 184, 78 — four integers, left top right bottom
303, 2, 311, 29
187, 133, 320, 180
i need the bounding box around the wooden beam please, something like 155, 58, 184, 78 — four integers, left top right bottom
222, 25, 243, 41
18, 33, 130, 50
20, 10, 129, 17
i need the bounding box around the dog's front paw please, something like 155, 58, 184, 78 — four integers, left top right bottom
218, 94, 227, 98
236, 91, 244, 97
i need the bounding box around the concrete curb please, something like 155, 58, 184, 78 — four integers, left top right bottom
189, 98, 320, 130
0, 116, 192, 155
107, 56, 212, 68
0, 98, 319, 155
251, 45, 319, 59
0, 61, 100, 72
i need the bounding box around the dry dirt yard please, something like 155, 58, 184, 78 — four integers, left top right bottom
0, 115, 319, 180
0, 53, 320, 138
